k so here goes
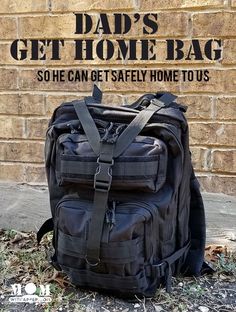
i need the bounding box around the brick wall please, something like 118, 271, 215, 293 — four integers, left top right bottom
0, 0, 235, 195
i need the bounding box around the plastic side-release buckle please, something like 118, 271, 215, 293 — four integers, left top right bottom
94, 158, 114, 191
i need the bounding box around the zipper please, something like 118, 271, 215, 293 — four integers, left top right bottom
55, 101, 184, 115
58, 132, 165, 148
52, 102, 182, 129
55, 197, 155, 216
106, 201, 116, 231
116, 201, 156, 217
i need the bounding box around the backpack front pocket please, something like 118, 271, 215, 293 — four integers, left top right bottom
55, 197, 157, 295
55, 133, 167, 193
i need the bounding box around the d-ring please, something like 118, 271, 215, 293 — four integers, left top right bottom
85, 256, 100, 267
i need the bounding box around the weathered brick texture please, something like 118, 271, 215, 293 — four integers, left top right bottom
0, 69, 18, 90
140, 0, 225, 10
0, 94, 45, 116
25, 118, 50, 139
0, 141, 44, 162
198, 175, 236, 196
189, 123, 236, 146
0, 1, 235, 194
192, 12, 236, 37
0, 0, 48, 14
0, 117, 25, 139
0, 17, 17, 39
222, 40, 236, 64
181, 70, 236, 94
212, 150, 236, 173
215, 97, 236, 120
51, 0, 135, 12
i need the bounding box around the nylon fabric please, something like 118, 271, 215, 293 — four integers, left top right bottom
38, 86, 207, 298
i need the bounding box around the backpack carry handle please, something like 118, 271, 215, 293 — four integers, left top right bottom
85, 84, 103, 104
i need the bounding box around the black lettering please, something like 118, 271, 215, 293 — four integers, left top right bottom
44, 70, 50, 82
150, 70, 179, 82
75, 13, 92, 34
204, 70, 210, 81
116, 40, 138, 60
114, 14, 132, 34
94, 14, 111, 34
141, 39, 156, 60
96, 40, 114, 60
166, 39, 184, 60
196, 70, 203, 81
31, 40, 46, 60
143, 14, 158, 35
185, 40, 203, 60
205, 39, 222, 60
49, 40, 64, 60
37, 70, 43, 81
74, 40, 94, 60
10, 39, 27, 60
68, 70, 74, 81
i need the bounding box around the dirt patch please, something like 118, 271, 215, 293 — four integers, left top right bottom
0, 229, 235, 312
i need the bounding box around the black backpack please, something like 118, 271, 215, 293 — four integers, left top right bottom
38, 85, 207, 297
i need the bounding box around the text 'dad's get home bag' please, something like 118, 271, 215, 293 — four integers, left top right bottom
38, 85, 208, 298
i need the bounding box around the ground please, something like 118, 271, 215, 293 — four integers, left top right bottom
0, 185, 235, 311
0, 229, 235, 312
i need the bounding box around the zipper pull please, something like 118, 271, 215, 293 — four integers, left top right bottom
101, 122, 114, 142
67, 123, 80, 134
105, 210, 110, 224
110, 201, 116, 229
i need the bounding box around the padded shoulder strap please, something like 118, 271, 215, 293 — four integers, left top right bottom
182, 169, 206, 275
114, 92, 177, 157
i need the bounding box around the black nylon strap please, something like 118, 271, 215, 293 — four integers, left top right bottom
60, 265, 147, 291
58, 157, 159, 178
85, 142, 115, 265
37, 218, 54, 244
73, 100, 100, 155
152, 241, 190, 292
58, 230, 142, 264
114, 93, 177, 157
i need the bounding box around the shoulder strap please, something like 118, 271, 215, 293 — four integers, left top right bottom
114, 92, 177, 157
72, 85, 103, 154
73, 100, 100, 155
182, 169, 206, 275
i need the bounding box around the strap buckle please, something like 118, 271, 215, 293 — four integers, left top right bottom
153, 262, 167, 278
94, 158, 114, 191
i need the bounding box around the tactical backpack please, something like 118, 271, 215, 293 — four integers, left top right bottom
37, 86, 207, 297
